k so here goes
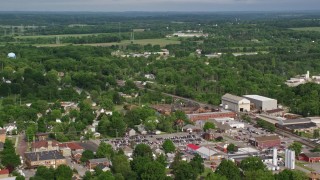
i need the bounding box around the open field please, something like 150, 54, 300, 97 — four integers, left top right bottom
290, 27, 320, 32
35, 38, 180, 47
14, 32, 119, 39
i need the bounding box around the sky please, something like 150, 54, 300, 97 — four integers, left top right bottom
1, 0, 320, 12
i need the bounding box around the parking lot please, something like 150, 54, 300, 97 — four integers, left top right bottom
106, 132, 204, 150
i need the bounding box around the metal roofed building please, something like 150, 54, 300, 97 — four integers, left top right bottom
196, 147, 216, 159
243, 95, 277, 111
221, 93, 250, 112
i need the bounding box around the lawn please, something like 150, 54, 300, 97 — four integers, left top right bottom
290, 27, 320, 32
82, 38, 180, 47
35, 38, 180, 47
14, 32, 118, 39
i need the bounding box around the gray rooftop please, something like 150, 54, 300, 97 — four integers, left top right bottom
88, 158, 109, 164
222, 93, 249, 104
25, 150, 65, 161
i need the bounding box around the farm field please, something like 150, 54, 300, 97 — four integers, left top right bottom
35, 38, 180, 47
290, 27, 320, 31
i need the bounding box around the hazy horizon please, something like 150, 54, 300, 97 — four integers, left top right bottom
1, 0, 320, 12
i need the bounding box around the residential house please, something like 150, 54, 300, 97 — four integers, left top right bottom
135, 124, 147, 135
182, 124, 201, 133
3, 123, 17, 134
24, 150, 66, 168
0, 129, 6, 143
87, 158, 110, 170
127, 129, 136, 137
203, 130, 215, 141
31, 140, 59, 152
35, 133, 50, 141
59, 143, 83, 157
123, 146, 133, 158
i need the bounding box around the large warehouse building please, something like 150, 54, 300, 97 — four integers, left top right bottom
243, 95, 277, 111
221, 93, 250, 112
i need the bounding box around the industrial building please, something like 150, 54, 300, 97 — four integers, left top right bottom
243, 95, 277, 111
300, 153, 320, 163
195, 147, 217, 160
249, 135, 281, 149
186, 111, 236, 122
278, 118, 317, 133
221, 93, 251, 112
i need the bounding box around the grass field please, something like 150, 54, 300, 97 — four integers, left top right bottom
15, 32, 117, 39
290, 27, 320, 32
35, 38, 180, 47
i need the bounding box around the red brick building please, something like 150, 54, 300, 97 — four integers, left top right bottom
299, 153, 320, 163
249, 135, 281, 149
187, 111, 236, 122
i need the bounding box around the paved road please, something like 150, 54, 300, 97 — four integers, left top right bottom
66, 157, 87, 177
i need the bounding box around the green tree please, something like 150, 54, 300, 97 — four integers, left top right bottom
1, 139, 21, 169
34, 166, 55, 180
140, 161, 166, 180
190, 154, 204, 174
96, 142, 114, 159
156, 154, 167, 167
173, 161, 198, 180
240, 157, 266, 171
288, 142, 302, 157
275, 169, 307, 180
55, 164, 73, 180
227, 143, 237, 153
132, 144, 153, 159
37, 118, 46, 133
97, 171, 115, 180
162, 139, 176, 154
111, 154, 134, 179
205, 172, 228, 180
26, 126, 36, 142
215, 160, 241, 180
81, 150, 95, 163
131, 156, 152, 178
203, 122, 215, 131
244, 170, 274, 180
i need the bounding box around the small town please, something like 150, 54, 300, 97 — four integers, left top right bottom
0, 88, 320, 179
1, 7, 320, 180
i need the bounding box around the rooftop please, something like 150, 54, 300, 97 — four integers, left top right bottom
196, 147, 216, 156
25, 150, 65, 161
59, 143, 83, 150
254, 135, 280, 142
243, 95, 276, 102
187, 144, 200, 150
88, 158, 109, 164
283, 122, 317, 130
222, 93, 249, 104
304, 152, 320, 158
32, 140, 59, 149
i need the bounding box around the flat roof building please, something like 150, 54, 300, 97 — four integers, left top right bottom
243, 95, 277, 111
249, 135, 281, 149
